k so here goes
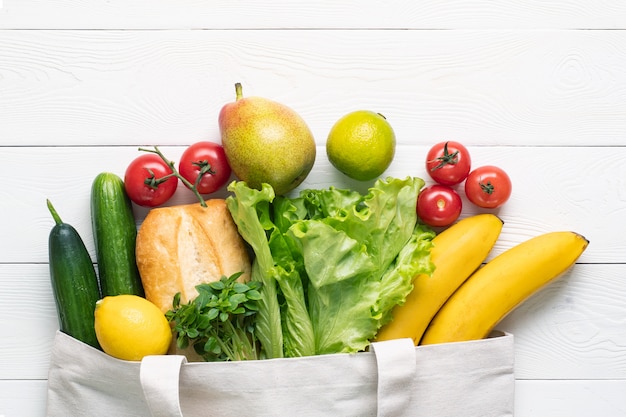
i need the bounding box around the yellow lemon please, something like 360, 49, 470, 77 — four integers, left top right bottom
94, 294, 172, 361
326, 110, 396, 181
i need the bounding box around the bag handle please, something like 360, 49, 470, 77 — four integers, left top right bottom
140, 340, 416, 417
140, 354, 187, 417
370, 338, 417, 417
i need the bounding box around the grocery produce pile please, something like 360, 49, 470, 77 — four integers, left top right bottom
47, 83, 588, 362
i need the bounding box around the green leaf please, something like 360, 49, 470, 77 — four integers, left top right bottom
229, 293, 247, 305
205, 337, 221, 355
274, 264, 315, 357
210, 280, 226, 291
194, 291, 210, 309
226, 182, 284, 359
196, 313, 211, 330
246, 289, 262, 300
233, 282, 250, 293
244, 301, 260, 311
166, 270, 261, 361
172, 292, 182, 309
196, 283, 215, 295
207, 308, 219, 320
176, 333, 188, 349
289, 177, 428, 354
227, 177, 434, 357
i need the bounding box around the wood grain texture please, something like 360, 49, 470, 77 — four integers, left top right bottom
0, 186, 623, 383
0, 263, 623, 381
0, 380, 48, 417
515, 380, 626, 416
501, 264, 626, 380
0, 30, 625, 147
0, 1, 624, 415
2, 0, 626, 29
0, 145, 621, 264
0, 264, 58, 380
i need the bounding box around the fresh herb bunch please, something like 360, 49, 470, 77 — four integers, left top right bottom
166, 272, 263, 361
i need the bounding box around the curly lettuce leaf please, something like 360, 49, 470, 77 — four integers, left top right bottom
227, 177, 435, 357
286, 177, 433, 353
376, 224, 436, 327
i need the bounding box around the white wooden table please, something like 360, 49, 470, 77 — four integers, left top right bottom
1, 1, 625, 415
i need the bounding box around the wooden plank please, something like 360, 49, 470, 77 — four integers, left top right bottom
0, 30, 625, 147
2, 0, 626, 29
501, 264, 626, 380
0, 264, 58, 380
0, 145, 620, 263
1, 263, 623, 380
0, 380, 48, 417
0, 1, 623, 416
515, 380, 626, 417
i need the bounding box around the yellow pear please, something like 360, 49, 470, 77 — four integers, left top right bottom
218, 83, 316, 195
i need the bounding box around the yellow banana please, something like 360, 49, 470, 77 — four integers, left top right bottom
420, 231, 589, 345
375, 214, 503, 344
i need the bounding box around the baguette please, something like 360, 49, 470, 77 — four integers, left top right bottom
136, 199, 251, 314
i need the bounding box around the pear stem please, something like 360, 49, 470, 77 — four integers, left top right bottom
235, 82, 243, 101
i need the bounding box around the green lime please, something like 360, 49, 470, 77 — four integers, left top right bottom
326, 110, 396, 181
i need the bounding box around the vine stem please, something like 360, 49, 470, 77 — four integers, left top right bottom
138, 146, 207, 207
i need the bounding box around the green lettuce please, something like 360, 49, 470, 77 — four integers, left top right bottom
226, 177, 435, 357
224, 183, 285, 358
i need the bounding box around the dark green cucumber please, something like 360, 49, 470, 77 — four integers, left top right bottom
47, 199, 101, 349
91, 172, 144, 297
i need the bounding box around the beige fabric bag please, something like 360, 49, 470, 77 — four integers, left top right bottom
46, 330, 514, 417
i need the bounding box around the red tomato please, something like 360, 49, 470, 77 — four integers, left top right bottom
425, 141, 471, 186
124, 154, 178, 207
417, 184, 462, 227
464, 165, 512, 209
178, 142, 231, 195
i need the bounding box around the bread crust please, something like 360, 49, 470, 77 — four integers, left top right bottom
136, 199, 251, 313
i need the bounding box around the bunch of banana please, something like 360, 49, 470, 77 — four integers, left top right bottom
376, 213, 504, 344
420, 230, 589, 345
375, 214, 589, 346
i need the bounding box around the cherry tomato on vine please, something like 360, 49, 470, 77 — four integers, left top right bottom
464, 165, 512, 209
425, 141, 471, 186
178, 141, 231, 195
124, 153, 178, 207
417, 184, 462, 227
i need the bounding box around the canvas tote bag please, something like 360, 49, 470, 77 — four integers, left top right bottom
46, 330, 514, 417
